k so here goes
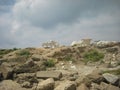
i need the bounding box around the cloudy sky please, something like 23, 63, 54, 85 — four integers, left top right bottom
0, 0, 120, 48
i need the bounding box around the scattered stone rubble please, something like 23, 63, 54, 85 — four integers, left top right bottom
0, 40, 120, 90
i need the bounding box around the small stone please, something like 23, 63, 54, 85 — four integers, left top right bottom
21, 81, 31, 88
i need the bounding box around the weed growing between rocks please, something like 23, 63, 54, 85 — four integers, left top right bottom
102, 69, 120, 75
44, 59, 55, 67
83, 49, 104, 63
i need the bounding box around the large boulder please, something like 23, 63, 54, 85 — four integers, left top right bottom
31, 54, 43, 61
0, 62, 13, 79
0, 80, 30, 90
54, 80, 76, 90
36, 71, 62, 80
36, 78, 54, 90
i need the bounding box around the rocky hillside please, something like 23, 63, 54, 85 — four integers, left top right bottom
0, 42, 120, 90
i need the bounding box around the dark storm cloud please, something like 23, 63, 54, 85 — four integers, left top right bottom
0, 0, 15, 5
0, 0, 15, 13
13, 0, 120, 28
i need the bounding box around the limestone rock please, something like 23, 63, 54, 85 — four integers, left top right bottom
54, 80, 76, 90
21, 81, 31, 88
32, 54, 44, 61
15, 73, 38, 86
0, 80, 30, 90
13, 62, 42, 74
36, 71, 62, 80
90, 83, 100, 90
36, 78, 54, 90
100, 82, 120, 90
25, 59, 35, 67
103, 73, 119, 84
107, 84, 120, 90
77, 83, 89, 90
0, 62, 13, 79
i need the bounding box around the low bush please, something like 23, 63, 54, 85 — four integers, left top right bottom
13, 47, 18, 50
0, 49, 13, 55
16, 50, 31, 57
83, 49, 104, 63
44, 59, 55, 67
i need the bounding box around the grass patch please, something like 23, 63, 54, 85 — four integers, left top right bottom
64, 55, 74, 61
0, 49, 13, 55
44, 59, 55, 67
102, 69, 120, 75
83, 49, 104, 63
0, 48, 19, 55
16, 49, 31, 57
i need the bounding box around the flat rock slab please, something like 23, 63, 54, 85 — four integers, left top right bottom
102, 73, 119, 84
36, 71, 62, 80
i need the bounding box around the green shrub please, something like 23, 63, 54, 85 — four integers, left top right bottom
44, 59, 55, 67
13, 47, 18, 50
83, 49, 104, 63
16, 50, 31, 57
64, 55, 74, 61
0, 49, 13, 55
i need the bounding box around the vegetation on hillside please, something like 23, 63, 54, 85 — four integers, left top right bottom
16, 49, 31, 58
103, 69, 120, 75
44, 59, 55, 67
64, 55, 74, 61
83, 49, 104, 63
0, 49, 14, 55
